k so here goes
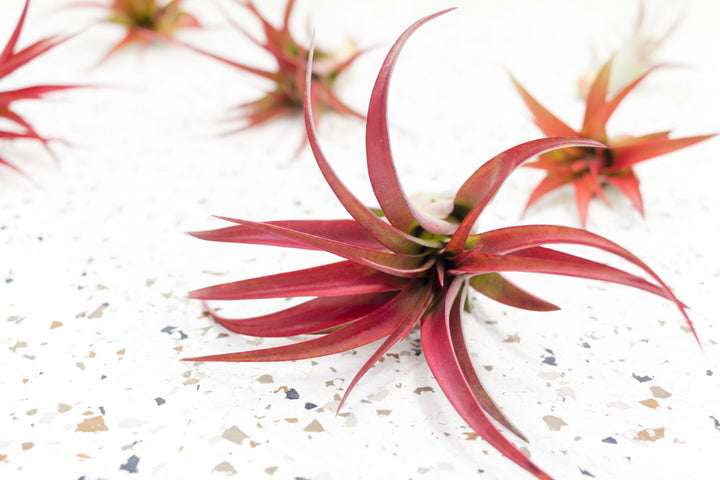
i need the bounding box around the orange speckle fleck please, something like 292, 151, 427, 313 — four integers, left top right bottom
250, 441, 261, 448
0, 454, 7, 462
462, 432, 479, 440
639, 398, 660, 409
89, 351, 96, 358
284, 418, 298, 424
178, 446, 184, 452
173, 346, 183, 352
116, 349, 125, 355
635, 427, 665, 442
76, 453, 90, 459
75, 416, 108, 432
21, 443, 33, 451
22, 379, 29, 384
50, 321, 63, 329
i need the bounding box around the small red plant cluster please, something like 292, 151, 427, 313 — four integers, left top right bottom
186, 11, 698, 480
186, 0, 363, 133
0, 0, 79, 174
77, 0, 200, 62
512, 58, 714, 227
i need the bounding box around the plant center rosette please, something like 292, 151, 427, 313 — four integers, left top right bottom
186, 10, 698, 480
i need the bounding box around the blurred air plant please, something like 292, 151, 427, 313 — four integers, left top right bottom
182, 0, 363, 136
512, 58, 714, 227
74, 0, 200, 62
577, 2, 682, 99
1, 0, 80, 175
186, 11, 698, 480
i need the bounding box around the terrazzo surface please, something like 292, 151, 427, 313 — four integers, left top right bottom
2, 0, 719, 479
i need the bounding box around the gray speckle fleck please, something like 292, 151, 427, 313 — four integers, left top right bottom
161, 326, 188, 340
285, 388, 299, 400
601, 436, 617, 444
304, 402, 317, 410
5, 278, 12, 283
579, 467, 595, 477
707, 370, 713, 376
120, 455, 139, 473
711, 416, 720, 431
581, 342, 591, 348
542, 356, 557, 366
155, 397, 166, 406
632, 373, 653, 383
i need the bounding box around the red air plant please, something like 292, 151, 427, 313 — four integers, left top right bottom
75, 0, 200, 62
512, 59, 714, 227
183, 0, 363, 134
1, 0, 80, 175
186, 11, 697, 480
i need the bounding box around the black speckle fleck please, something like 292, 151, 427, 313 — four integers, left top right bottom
120, 455, 139, 473
632, 373, 653, 383
581, 342, 590, 348
5, 278, 12, 283
478, 468, 485, 473
155, 397, 166, 406
711, 416, 720, 431
602, 436, 617, 444
640, 338, 649, 343
101, 375, 107, 380
707, 370, 713, 376
579, 467, 595, 477
544, 348, 554, 355
285, 388, 300, 400
304, 402, 317, 410
99, 406, 105, 415
542, 356, 557, 366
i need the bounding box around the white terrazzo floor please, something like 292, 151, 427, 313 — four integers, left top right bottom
2, 0, 719, 479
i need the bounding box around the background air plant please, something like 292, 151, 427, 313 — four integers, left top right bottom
0, 0, 80, 175
577, 1, 681, 99
183, 0, 363, 135
74, 0, 200, 62
186, 11, 697, 480
512, 58, 714, 227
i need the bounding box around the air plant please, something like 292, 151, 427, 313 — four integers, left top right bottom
512, 58, 714, 227
183, 0, 363, 134
186, 10, 698, 480
577, 2, 681, 99
1, 0, 80, 175
75, 0, 200, 62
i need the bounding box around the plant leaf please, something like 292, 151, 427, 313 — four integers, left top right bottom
186, 281, 427, 363
201, 292, 397, 337
189, 260, 407, 301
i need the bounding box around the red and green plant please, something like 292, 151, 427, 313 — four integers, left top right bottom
75, 0, 200, 62
186, 11, 697, 480
1, 0, 80, 175
512, 58, 714, 227
184, 0, 363, 134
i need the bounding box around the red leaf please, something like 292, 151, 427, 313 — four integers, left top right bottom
202, 292, 397, 337
448, 137, 604, 255
365, 9, 457, 235
304, 41, 441, 254
421, 285, 554, 480
188, 218, 385, 251
186, 281, 427, 363
469, 273, 559, 312
510, 75, 579, 138
338, 280, 435, 411
189, 260, 407, 301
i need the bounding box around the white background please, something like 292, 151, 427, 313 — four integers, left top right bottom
1, 0, 719, 479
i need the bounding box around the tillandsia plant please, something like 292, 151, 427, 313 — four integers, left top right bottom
577, 2, 681, 99
1, 0, 80, 175
183, 0, 363, 134
186, 10, 699, 480
512, 58, 714, 227
74, 0, 200, 62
